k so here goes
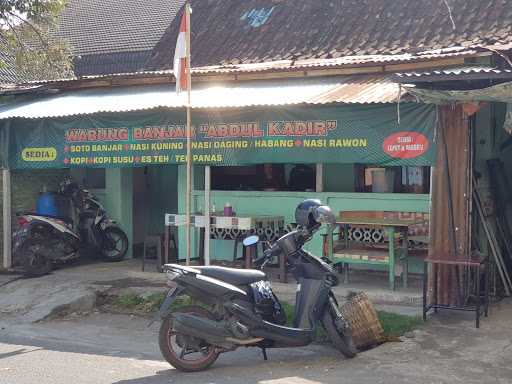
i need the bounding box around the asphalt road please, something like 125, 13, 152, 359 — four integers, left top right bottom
0, 313, 363, 384
1, 310, 511, 384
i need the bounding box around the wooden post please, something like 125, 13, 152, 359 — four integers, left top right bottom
3, 169, 12, 269
204, 166, 211, 265
316, 163, 323, 192
185, 3, 192, 266
388, 227, 396, 291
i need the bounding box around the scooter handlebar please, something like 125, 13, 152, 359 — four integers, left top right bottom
253, 243, 281, 268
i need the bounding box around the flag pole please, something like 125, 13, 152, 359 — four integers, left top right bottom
185, 2, 192, 266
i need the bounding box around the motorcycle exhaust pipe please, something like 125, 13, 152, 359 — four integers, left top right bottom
224, 302, 313, 347
172, 313, 261, 348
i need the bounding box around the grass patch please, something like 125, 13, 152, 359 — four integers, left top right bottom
114, 292, 166, 313
377, 311, 422, 337
115, 293, 143, 308
113, 294, 420, 339
281, 302, 420, 339
111, 293, 207, 315
281, 301, 295, 326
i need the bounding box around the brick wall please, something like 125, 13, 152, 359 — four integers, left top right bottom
0, 169, 69, 270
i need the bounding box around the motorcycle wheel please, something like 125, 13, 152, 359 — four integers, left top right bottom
101, 227, 128, 262
20, 239, 53, 277
159, 306, 220, 372
322, 301, 358, 358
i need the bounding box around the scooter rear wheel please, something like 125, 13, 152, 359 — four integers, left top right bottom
20, 239, 53, 277
159, 306, 220, 372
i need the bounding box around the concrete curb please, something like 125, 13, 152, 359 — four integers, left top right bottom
41, 291, 98, 322
28, 285, 112, 323
271, 282, 422, 307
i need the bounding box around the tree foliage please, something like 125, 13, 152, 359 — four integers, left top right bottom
0, 0, 73, 81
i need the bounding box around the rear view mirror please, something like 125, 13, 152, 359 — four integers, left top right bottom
243, 235, 259, 247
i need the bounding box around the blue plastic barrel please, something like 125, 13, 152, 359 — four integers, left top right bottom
36, 192, 58, 217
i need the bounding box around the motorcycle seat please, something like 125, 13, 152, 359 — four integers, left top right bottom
27, 213, 73, 226
195, 266, 266, 286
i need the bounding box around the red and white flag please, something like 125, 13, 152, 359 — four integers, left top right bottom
174, 11, 189, 93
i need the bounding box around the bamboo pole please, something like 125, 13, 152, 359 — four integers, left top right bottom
315, 164, 323, 192
204, 166, 211, 265
185, 3, 192, 266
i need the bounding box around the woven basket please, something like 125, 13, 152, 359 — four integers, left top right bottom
340, 292, 384, 348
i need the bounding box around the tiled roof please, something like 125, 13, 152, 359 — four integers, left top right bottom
3, 0, 184, 82
0, 50, 28, 85
0, 52, 19, 84
56, 0, 185, 56
146, 0, 512, 70
73, 51, 152, 77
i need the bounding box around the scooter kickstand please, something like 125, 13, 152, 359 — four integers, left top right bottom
261, 347, 268, 361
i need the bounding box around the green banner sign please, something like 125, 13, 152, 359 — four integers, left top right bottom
7, 103, 436, 169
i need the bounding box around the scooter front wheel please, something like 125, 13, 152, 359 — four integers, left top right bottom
322, 307, 358, 358
101, 227, 128, 262
159, 306, 220, 372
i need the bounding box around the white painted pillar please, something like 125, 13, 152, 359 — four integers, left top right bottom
3, 169, 12, 269
204, 166, 211, 265
316, 164, 324, 192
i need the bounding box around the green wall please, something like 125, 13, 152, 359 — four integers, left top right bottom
147, 165, 179, 235
85, 165, 179, 258
104, 168, 133, 258
177, 165, 430, 268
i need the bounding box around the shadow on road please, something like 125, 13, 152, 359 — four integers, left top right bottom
112, 368, 334, 384
0, 347, 39, 360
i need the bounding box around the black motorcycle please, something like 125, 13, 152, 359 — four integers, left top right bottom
157, 199, 357, 372
13, 178, 129, 277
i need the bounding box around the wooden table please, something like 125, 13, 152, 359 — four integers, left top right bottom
326, 217, 427, 290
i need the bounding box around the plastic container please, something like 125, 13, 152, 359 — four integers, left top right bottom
36, 192, 59, 217
223, 202, 233, 216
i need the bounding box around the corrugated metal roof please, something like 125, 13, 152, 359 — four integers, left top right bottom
396, 66, 512, 78
1, 49, 480, 89
0, 75, 403, 119
404, 81, 512, 104
193, 49, 479, 74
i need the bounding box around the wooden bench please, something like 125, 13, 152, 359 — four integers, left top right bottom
323, 211, 426, 290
